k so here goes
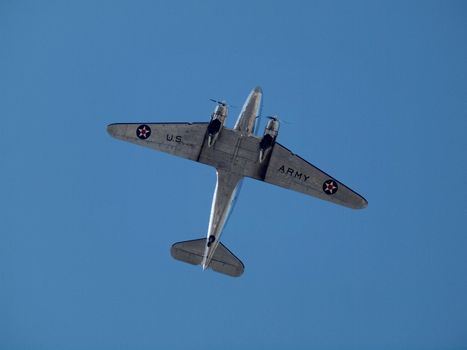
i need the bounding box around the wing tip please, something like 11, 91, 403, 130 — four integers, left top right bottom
361, 198, 368, 209
345, 194, 368, 209
106, 123, 120, 138
355, 197, 368, 209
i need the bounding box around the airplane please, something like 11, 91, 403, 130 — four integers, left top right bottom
107, 87, 367, 277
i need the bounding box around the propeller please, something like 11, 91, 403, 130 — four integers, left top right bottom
209, 99, 237, 108
263, 115, 291, 124
209, 98, 226, 106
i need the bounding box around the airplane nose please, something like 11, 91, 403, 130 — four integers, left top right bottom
253, 86, 262, 94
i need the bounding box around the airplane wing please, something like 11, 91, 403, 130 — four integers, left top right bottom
263, 143, 368, 209
107, 122, 208, 161
107, 123, 367, 209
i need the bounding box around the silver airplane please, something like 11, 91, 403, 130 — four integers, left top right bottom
107, 87, 367, 277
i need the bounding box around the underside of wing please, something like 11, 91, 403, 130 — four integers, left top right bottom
107, 122, 208, 161
263, 143, 368, 209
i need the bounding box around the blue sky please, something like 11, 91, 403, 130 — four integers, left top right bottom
1, 1, 467, 349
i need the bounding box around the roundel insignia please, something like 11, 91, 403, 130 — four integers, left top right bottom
323, 179, 338, 195
136, 124, 151, 140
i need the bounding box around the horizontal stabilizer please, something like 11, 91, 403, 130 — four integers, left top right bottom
171, 239, 205, 265
170, 238, 244, 277
209, 242, 244, 277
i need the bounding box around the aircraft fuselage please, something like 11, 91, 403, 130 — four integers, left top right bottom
201, 87, 263, 269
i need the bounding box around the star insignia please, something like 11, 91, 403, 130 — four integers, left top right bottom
136, 125, 151, 140
323, 179, 338, 195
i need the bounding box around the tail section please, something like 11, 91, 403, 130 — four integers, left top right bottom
170, 238, 244, 277
170, 239, 205, 265
209, 242, 245, 277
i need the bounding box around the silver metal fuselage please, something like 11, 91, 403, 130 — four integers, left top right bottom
201, 87, 262, 269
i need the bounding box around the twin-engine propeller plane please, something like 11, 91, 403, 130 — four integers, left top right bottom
107, 87, 367, 277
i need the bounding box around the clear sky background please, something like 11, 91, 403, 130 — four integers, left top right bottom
1, 1, 467, 349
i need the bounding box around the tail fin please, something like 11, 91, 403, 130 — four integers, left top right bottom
170, 238, 244, 277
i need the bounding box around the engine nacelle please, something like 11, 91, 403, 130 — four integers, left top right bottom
259, 117, 280, 162
207, 102, 228, 147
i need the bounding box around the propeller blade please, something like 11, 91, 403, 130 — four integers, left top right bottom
262, 115, 291, 124
209, 99, 236, 108
209, 98, 226, 106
